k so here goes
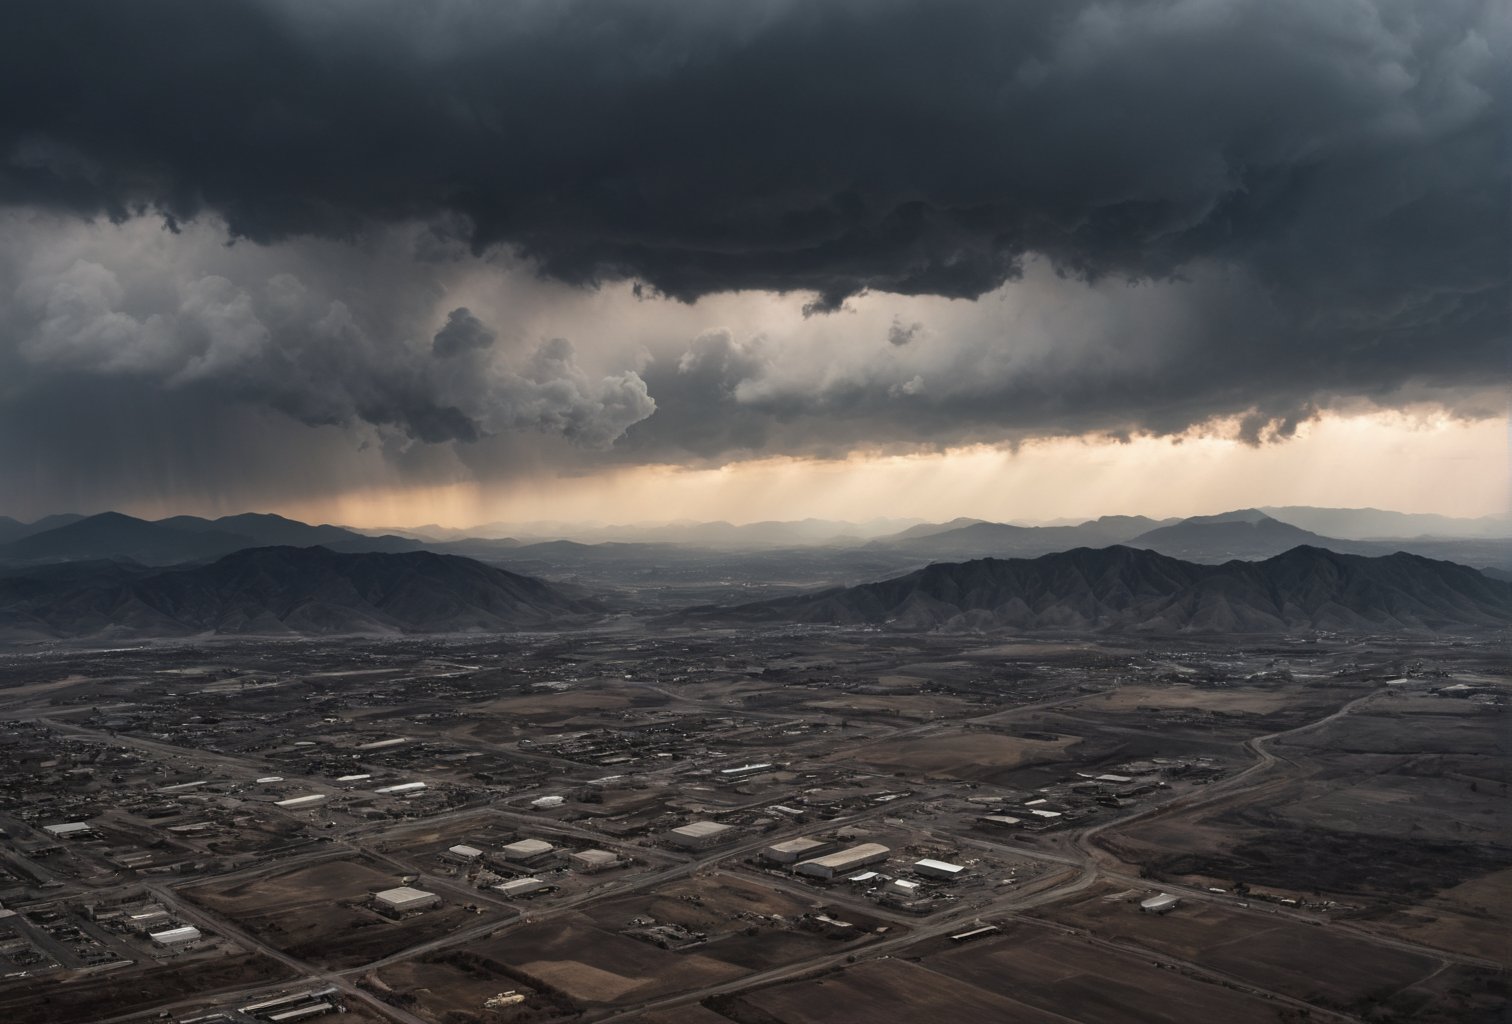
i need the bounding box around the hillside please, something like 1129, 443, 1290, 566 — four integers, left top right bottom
0, 511, 424, 566
869, 515, 1174, 559
704, 546, 1512, 633
1124, 510, 1368, 562
0, 546, 601, 638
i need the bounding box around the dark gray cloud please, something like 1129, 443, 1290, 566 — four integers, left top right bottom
887, 317, 924, 347
1, 0, 1505, 332
432, 307, 496, 359
0, 0, 1505, 515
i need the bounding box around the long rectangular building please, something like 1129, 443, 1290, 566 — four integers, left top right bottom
794, 843, 890, 879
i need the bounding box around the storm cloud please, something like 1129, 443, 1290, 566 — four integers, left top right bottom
3, 1, 1505, 320
0, 0, 1505, 514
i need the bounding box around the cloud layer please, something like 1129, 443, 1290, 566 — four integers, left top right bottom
0, 0, 1506, 515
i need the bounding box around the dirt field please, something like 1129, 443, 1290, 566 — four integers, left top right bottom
1035, 886, 1447, 1008
577, 873, 898, 972
1361, 866, 1512, 964
184, 855, 501, 969
834, 729, 1077, 782
375, 953, 552, 1023
729, 958, 1068, 1024
0, 953, 293, 1024
924, 922, 1289, 1024
1075, 683, 1319, 715
458, 914, 745, 1006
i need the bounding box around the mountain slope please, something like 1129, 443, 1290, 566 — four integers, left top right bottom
869, 515, 1174, 559
157, 512, 424, 553
704, 546, 1512, 633
1125, 511, 1364, 562
0, 546, 601, 638
1261, 506, 1512, 541
0, 512, 258, 566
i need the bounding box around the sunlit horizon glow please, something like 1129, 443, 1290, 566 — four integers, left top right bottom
105, 409, 1507, 530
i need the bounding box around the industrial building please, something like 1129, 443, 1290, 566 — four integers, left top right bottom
373, 886, 440, 915
794, 842, 890, 879
444, 844, 483, 863
274, 794, 328, 809
500, 838, 555, 861
887, 878, 921, 897
914, 858, 966, 881
42, 821, 94, 839
149, 925, 202, 946
761, 837, 830, 864
374, 781, 426, 795
1140, 893, 1181, 914
494, 877, 549, 898
666, 820, 735, 850
718, 762, 775, 781
569, 849, 621, 872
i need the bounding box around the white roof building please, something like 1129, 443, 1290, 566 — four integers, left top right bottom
914, 858, 966, 881
149, 925, 202, 945
43, 822, 93, 837
570, 849, 621, 872
493, 877, 549, 898
1140, 893, 1181, 914
795, 843, 890, 879
667, 820, 735, 849
374, 886, 439, 913
374, 782, 427, 795
762, 837, 829, 864
501, 838, 555, 860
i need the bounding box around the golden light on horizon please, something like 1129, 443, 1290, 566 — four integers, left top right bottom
248, 409, 1507, 530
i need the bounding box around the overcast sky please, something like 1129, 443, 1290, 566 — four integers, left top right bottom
2, 0, 1506, 525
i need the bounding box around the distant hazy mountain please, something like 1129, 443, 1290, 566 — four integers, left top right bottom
870, 514, 1176, 559
0, 513, 86, 545
1123, 509, 1356, 562
0, 511, 424, 566
0, 512, 260, 566
704, 546, 1512, 633
0, 546, 600, 638
1261, 506, 1512, 541
158, 512, 424, 553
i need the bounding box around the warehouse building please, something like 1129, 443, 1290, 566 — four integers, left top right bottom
443, 844, 483, 863
42, 821, 95, 839
761, 837, 830, 864
718, 762, 775, 781
374, 781, 426, 795
373, 886, 439, 915
570, 849, 622, 873
494, 877, 550, 898
666, 820, 735, 851
794, 843, 890, 879
274, 794, 327, 809
1140, 893, 1181, 914
914, 858, 966, 881
149, 925, 202, 946
501, 838, 555, 862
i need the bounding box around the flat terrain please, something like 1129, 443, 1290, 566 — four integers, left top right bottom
0, 628, 1504, 1023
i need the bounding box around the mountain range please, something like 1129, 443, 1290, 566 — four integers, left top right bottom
702, 545, 1512, 633
0, 504, 1507, 614
0, 511, 424, 566
0, 545, 600, 639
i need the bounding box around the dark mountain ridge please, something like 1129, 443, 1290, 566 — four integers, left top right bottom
0, 546, 601, 639
0, 511, 423, 566
702, 545, 1512, 633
